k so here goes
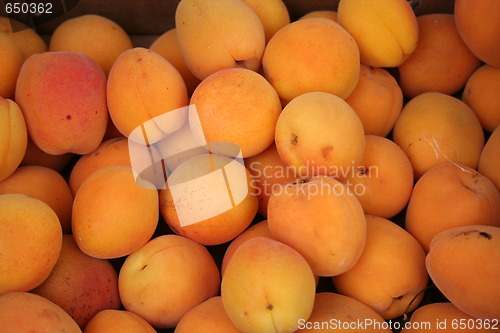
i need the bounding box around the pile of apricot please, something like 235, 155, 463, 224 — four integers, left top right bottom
0, 0, 499, 332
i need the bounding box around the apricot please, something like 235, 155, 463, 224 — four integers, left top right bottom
221, 237, 316, 333
69, 137, 131, 195
262, 18, 359, 101
332, 215, 428, 319
393, 92, 484, 179
107, 47, 188, 143
268, 176, 366, 276
462, 64, 500, 132
0, 33, 23, 99
31, 235, 121, 328
83, 310, 157, 333
118, 234, 220, 328
299, 10, 337, 21
0, 194, 62, 295
398, 14, 482, 98
338, 135, 414, 219
175, 296, 241, 333
401, 302, 497, 333
0, 17, 47, 59
345, 64, 403, 137
0, 165, 73, 233
337, 0, 418, 67
240, 0, 290, 43
0, 97, 27, 182
190, 68, 281, 158
149, 28, 201, 95
275, 92, 365, 177
159, 153, 258, 245
426, 225, 500, 319
455, 0, 500, 68
49, 14, 133, 75
72, 165, 158, 259
478, 126, 500, 191
15, 52, 108, 155
245, 144, 298, 216
406, 162, 500, 252
21, 137, 73, 172
0, 292, 81, 333
175, 0, 265, 80
221, 220, 273, 275
295, 292, 391, 333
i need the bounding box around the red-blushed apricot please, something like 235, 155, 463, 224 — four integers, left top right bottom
221, 220, 273, 275
393, 92, 484, 179
31, 235, 121, 328
240, 0, 290, 43
398, 14, 482, 99
299, 10, 337, 21
0, 194, 62, 295
69, 137, 130, 195
268, 176, 366, 276
333, 216, 428, 319
295, 292, 391, 333
175, 296, 241, 333
15, 52, 108, 155
337, 0, 418, 67
83, 309, 156, 333
0, 292, 81, 333
462, 64, 500, 132
149, 28, 201, 95
72, 165, 158, 259
262, 18, 360, 102
406, 162, 500, 252
175, 0, 265, 80
401, 302, 497, 333
0, 17, 47, 59
245, 144, 298, 217
339, 135, 414, 219
454, 0, 500, 68
49, 14, 133, 75
0, 97, 27, 182
21, 137, 73, 172
221, 237, 316, 333
426, 225, 500, 319
0, 165, 73, 233
478, 126, 500, 191
159, 153, 258, 246
107, 47, 188, 143
275, 92, 365, 178
118, 234, 220, 328
190, 67, 282, 158
345, 64, 403, 137
0, 33, 23, 99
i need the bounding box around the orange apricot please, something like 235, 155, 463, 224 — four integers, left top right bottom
478, 126, 500, 191
49, 14, 133, 75
299, 10, 337, 21
0, 97, 27, 182
454, 0, 500, 68
426, 225, 500, 319
72, 166, 158, 259
405, 162, 500, 252
84, 310, 156, 333
398, 14, 481, 98
31, 235, 121, 328
0, 17, 47, 59
262, 18, 360, 102
393, 92, 484, 179
345, 64, 403, 137
462, 64, 500, 132
0, 194, 62, 295
0, 165, 73, 233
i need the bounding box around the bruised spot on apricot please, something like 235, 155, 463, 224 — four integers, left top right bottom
479, 232, 492, 240
291, 133, 298, 145
66, 115, 71, 120
266, 303, 273, 310
321, 145, 333, 158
